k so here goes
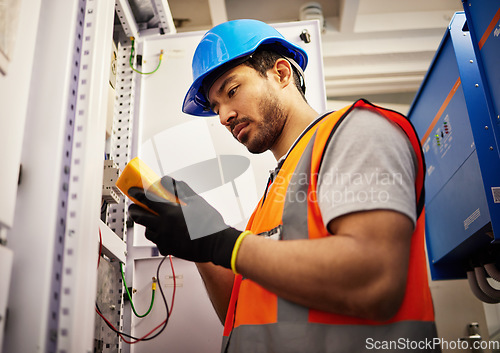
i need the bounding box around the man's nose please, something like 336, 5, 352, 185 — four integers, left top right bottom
218, 105, 237, 127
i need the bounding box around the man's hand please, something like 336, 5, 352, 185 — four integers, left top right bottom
128, 175, 241, 268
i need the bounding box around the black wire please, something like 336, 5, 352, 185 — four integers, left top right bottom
96, 256, 171, 341
95, 256, 169, 341
223, 293, 238, 353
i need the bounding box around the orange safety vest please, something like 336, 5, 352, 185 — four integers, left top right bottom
222, 99, 437, 353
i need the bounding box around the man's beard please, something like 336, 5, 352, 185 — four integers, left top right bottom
238, 91, 287, 154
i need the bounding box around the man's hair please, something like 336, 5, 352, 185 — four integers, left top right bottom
243, 48, 307, 102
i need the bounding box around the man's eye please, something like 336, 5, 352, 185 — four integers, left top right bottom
228, 86, 237, 98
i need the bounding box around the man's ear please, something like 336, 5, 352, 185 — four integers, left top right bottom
273, 58, 293, 87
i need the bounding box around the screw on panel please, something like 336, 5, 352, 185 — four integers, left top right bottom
300, 30, 311, 43
485, 126, 489, 130
490, 147, 494, 150
470, 60, 474, 63
50, 329, 58, 341
475, 84, 479, 87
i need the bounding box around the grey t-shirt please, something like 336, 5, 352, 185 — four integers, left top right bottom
317, 107, 418, 229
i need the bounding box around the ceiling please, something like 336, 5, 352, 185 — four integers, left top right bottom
154, 0, 465, 111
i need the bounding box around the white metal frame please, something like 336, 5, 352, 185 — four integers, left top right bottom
115, 0, 175, 39
56, 2, 116, 351
151, 0, 176, 35
99, 220, 127, 264
105, 30, 142, 353
4, 0, 114, 352
115, 0, 139, 39
106, 33, 138, 240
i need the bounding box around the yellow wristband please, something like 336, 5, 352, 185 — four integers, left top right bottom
231, 231, 252, 275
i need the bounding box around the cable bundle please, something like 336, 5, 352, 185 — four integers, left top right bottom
96, 228, 176, 344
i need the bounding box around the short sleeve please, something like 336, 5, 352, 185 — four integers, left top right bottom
317, 107, 418, 229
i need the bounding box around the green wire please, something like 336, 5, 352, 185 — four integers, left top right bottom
129, 37, 163, 75
120, 262, 156, 318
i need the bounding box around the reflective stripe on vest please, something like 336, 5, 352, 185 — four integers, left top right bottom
222, 99, 436, 353
223, 320, 439, 353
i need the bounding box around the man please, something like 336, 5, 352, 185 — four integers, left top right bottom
128, 19, 439, 352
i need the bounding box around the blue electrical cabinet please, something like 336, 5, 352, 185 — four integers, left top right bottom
463, 0, 500, 123
407, 8, 500, 280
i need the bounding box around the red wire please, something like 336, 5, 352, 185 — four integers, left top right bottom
169, 255, 176, 312
95, 253, 176, 344
97, 223, 176, 343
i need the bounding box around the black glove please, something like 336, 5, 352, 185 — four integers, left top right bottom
128, 175, 241, 268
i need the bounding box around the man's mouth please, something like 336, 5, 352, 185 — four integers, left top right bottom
232, 122, 249, 142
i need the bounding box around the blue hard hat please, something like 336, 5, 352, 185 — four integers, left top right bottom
182, 19, 309, 117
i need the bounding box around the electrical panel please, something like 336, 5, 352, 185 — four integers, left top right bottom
95, 259, 123, 353
464, 0, 500, 122
408, 5, 500, 285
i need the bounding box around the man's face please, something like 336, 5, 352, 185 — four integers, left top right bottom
207, 64, 287, 154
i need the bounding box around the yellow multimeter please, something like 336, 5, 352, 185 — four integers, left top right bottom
115, 157, 183, 213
